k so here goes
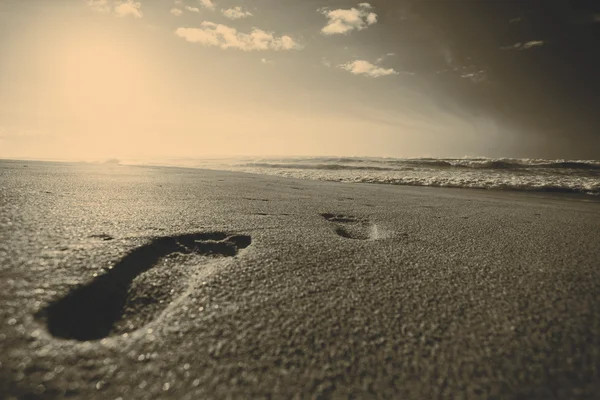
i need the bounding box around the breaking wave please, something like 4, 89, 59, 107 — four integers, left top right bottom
239, 162, 396, 171
121, 156, 600, 196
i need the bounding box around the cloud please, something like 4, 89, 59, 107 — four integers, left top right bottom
319, 3, 377, 35
114, 0, 142, 18
222, 7, 253, 20
339, 60, 398, 77
185, 6, 200, 12
261, 58, 273, 64
460, 70, 487, 83
501, 40, 545, 50
175, 22, 302, 51
374, 52, 397, 64
500, 43, 521, 50
88, 0, 142, 18
87, 0, 111, 13
521, 40, 544, 49
509, 16, 522, 24
375, 53, 396, 64
171, 8, 183, 16
199, 0, 215, 11
366, 12, 377, 25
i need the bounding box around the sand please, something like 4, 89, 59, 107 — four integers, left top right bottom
1, 159, 600, 399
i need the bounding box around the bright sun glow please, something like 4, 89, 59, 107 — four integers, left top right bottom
23, 17, 167, 159
48, 27, 154, 124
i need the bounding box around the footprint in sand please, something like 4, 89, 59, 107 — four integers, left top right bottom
40, 232, 251, 341
321, 213, 383, 240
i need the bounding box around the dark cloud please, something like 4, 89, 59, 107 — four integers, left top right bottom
363, 0, 600, 158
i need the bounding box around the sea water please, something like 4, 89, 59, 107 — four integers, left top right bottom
123, 156, 600, 196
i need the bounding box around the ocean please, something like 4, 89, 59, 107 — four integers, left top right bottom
122, 156, 600, 196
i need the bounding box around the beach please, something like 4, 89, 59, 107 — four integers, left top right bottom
1, 159, 600, 399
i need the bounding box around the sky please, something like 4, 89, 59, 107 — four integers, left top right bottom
0, 0, 599, 160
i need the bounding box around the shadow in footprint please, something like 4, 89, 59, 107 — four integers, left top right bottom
40, 232, 251, 341
89, 234, 113, 241
321, 213, 379, 240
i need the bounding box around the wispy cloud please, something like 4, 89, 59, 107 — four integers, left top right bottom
509, 16, 522, 24
176, 22, 302, 51
501, 40, 545, 50
171, 8, 183, 16
460, 70, 487, 83
87, 0, 111, 13
521, 40, 544, 49
114, 1, 142, 18
339, 60, 398, 78
375, 53, 395, 64
319, 3, 377, 35
185, 6, 200, 13
222, 7, 253, 20
88, 0, 142, 18
199, 0, 215, 11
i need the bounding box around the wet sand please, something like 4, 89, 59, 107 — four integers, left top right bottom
1, 159, 600, 399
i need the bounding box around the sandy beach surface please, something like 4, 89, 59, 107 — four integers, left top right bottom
1, 159, 600, 399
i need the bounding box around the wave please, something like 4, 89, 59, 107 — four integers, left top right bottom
240, 163, 396, 171
233, 158, 600, 196
116, 156, 600, 196
535, 161, 600, 170
242, 158, 600, 172
393, 159, 600, 170
351, 177, 600, 195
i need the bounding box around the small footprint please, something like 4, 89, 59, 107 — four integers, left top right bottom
321, 213, 381, 240
39, 232, 251, 341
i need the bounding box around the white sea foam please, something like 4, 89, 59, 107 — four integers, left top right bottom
121, 156, 600, 196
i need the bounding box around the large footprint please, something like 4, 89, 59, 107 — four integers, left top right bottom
39, 232, 251, 341
321, 213, 382, 240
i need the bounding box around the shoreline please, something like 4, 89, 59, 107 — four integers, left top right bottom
2, 157, 599, 202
